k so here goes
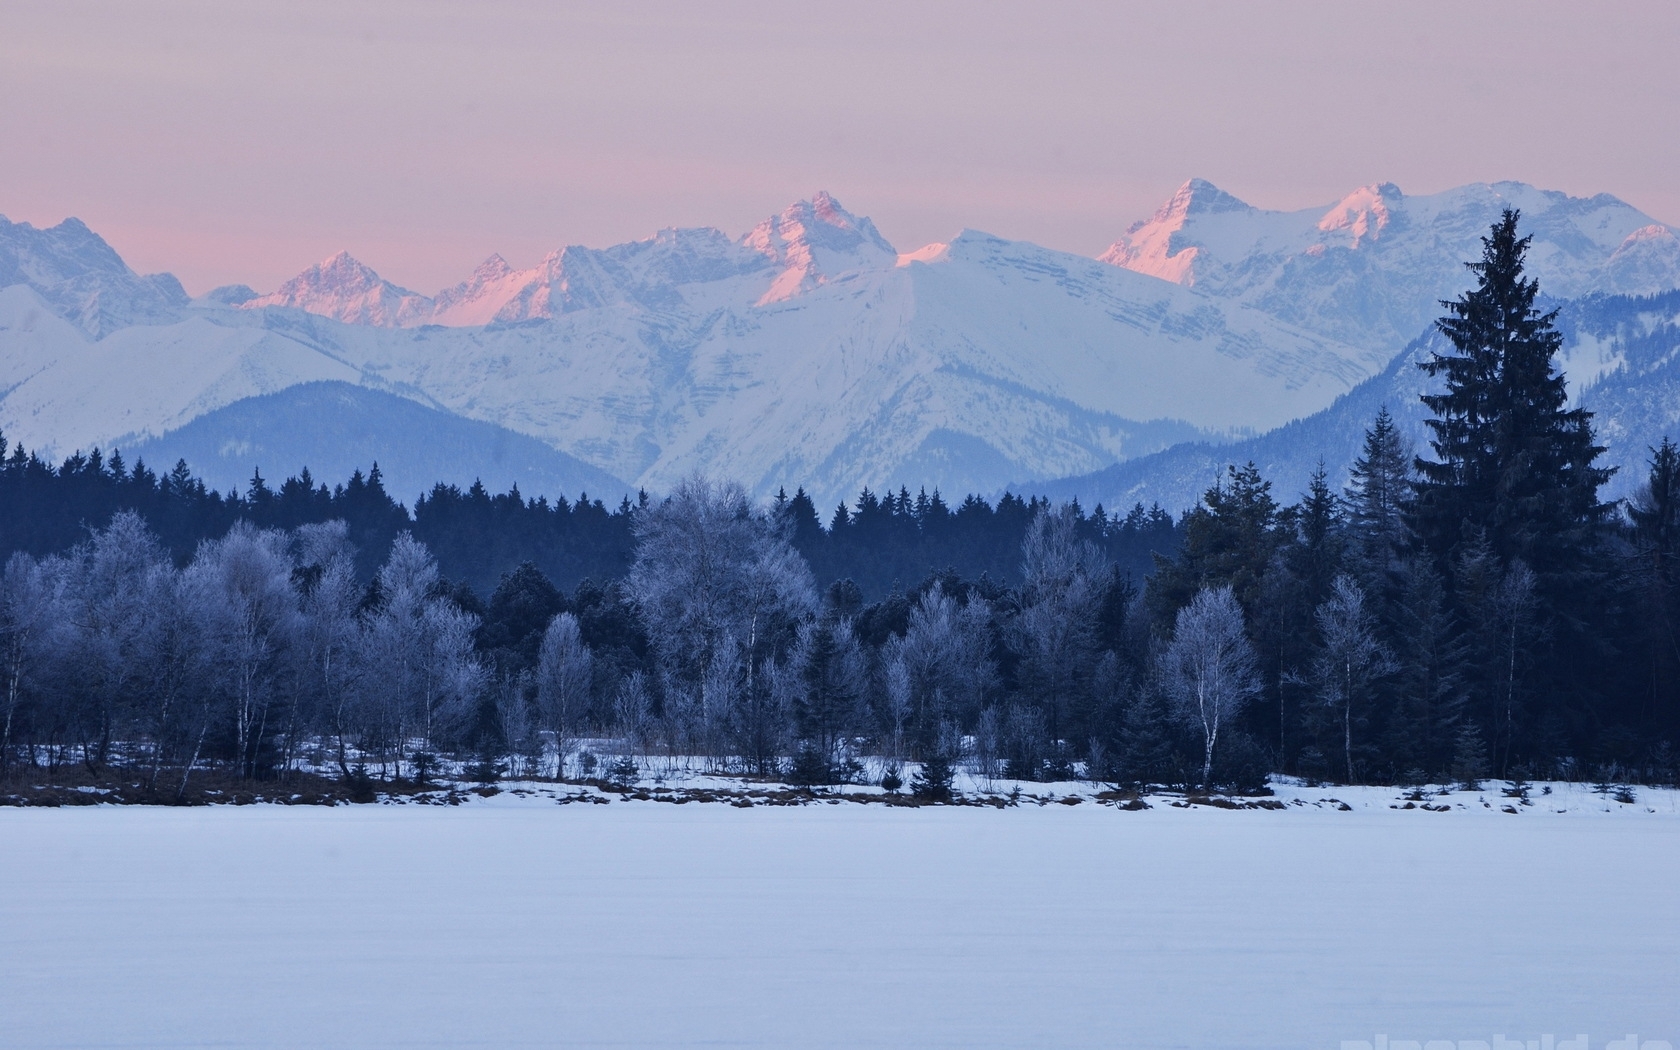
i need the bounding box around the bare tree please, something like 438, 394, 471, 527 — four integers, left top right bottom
1490, 562, 1539, 776
611, 670, 652, 767
0, 553, 63, 771
1310, 575, 1396, 783
628, 475, 815, 762
536, 612, 593, 777
881, 656, 912, 764
361, 534, 485, 771
1160, 585, 1259, 788
881, 585, 995, 753
64, 513, 176, 773
292, 522, 363, 776
183, 522, 300, 779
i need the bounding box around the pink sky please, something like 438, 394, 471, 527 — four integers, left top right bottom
3, 0, 1677, 297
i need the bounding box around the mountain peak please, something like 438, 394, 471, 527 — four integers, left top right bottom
1157, 179, 1252, 222
1317, 183, 1404, 245
243, 251, 431, 327
471, 253, 513, 281
744, 192, 897, 303
310, 250, 385, 289
1096, 180, 1247, 285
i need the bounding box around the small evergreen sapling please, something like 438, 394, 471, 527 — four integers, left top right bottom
1450, 722, 1489, 790
911, 754, 955, 802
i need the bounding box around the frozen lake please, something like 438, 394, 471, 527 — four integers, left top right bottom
2, 793, 1677, 1049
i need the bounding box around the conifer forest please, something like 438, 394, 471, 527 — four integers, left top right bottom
3, 213, 1677, 797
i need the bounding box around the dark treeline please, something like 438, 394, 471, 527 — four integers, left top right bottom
2, 210, 1676, 796
781, 485, 1178, 598
0, 443, 1174, 599
0, 451, 634, 591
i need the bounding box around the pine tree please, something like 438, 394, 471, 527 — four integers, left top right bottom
1413, 209, 1614, 573
1345, 407, 1413, 588
1147, 462, 1284, 628
1627, 437, 1680, 741
911, 751, 955, 801
1450, 720, 1490, 790
1387, 558, 1465, 777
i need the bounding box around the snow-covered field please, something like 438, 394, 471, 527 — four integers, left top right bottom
3, 784, 1677, 1050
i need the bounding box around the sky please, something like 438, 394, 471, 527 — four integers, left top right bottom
3, 0, 1678, 297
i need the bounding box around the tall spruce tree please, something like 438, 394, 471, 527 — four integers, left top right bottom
1627, 438, 1680, 741
1413, 209, 1614, 574
1345, 407, 1413, 589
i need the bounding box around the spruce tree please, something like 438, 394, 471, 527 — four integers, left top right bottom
1345, 407, 1413, 587
1626, 437, 1680, 741
1147, 462, 1284, 627
1413, 209, 1614, 573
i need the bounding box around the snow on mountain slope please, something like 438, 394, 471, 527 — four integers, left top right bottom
120, 381, 631, 505
1036, 288, 1680, 513
0, 214, 187, 336
428, 254, 527, 326
277, 221, 1383, 506
242, 251, 433, 327
0, 196, 1385, 509
1100, 180, 1680, 356
0, 285, 359, 456
10, 186, 1671, 511
742, 190, 897, 304
250, 195, 888, 328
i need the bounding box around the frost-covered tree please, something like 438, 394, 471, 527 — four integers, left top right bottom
536, 612, 593, 777
628, 475, 816, 760
0, 552, 63, 769
63, 512, 177, 772
1309, 575, 1396, 783
881, 585, 996, 753
183, 522, 300, 779
1012, 504, 1109, 743
1160, 585, 1258, 788
292, 522, 363, 775
362, 533, 485, 767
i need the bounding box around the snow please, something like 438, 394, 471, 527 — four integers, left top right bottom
1099, 179, 1680, 358
6, 184, 1680, 509
1, 783, 1676, 1050
242, 251, 433, 327
0, 201, 1385, 508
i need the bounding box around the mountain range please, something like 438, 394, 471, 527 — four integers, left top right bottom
2, 180, 1678, 510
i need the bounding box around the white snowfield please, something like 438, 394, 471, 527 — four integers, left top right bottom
2, 781, 1676, 1050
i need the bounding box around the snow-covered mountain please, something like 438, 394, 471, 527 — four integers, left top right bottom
1036, 288, 1680, 513
242, 193, 904, 329
0, 214, 188, 336
121, 381, 632, 506
1101, 179, 1680, 355
0, 194, 1393, 507
2, 183, 1677, 510
242, 251, 433, 327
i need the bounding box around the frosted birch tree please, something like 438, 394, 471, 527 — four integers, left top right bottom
292, 522, 363, 775
1160, 585, 1258, 788
881, 585, 996, 753
1310, 575, 1396, 783
627, 475, 815, 762
183, 522, 300, 779
0, 552, 62, 770
536, 611, 593, 777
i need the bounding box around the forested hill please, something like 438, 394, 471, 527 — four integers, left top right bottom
0, 436, 1183, 597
